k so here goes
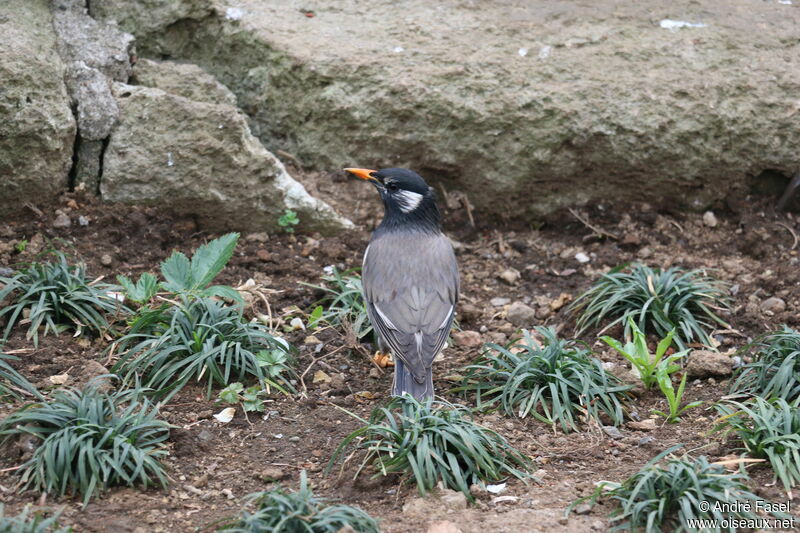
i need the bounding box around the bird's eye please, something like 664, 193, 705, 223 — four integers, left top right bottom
386, 182, 398, 192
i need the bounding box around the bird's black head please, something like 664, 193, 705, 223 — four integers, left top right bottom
345, 167, 441, 233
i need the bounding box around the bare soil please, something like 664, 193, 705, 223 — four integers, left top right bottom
1, 172, 799, 532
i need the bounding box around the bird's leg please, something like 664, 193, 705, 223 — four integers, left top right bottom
372, 351, 394, 368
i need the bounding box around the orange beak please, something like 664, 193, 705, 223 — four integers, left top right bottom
344, 168, 380, 183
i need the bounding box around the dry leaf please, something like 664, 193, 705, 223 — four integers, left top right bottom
48, 373, 69, 385
372, 352, 394, 368
313, 370, 331, 384
213, 407, 236, 423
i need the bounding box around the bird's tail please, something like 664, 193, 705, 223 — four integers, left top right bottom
392, 358, 433, 400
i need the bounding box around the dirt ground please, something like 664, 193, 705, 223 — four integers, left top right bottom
1, 170, 800, 532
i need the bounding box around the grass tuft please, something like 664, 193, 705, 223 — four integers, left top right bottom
0, 252, 125, 346
328, 396, 534, 499
573, 447, 789, 532
303, 267, 373, 342
0, 383, 170, 506
0, 353, 41, 401
730, 326, 800, 402
113, 298, 294, 398
456, 327, 630, 432
569, 263, 730, 349
0, 504, 70, 533
714, 397, 800, 495
218, 471, 378, 533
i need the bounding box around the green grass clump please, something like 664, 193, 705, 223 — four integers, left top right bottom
218, 471, 378, 533
457, 327, 630, 432
329, 396, 533, 499
303, 267, 373, 342
714, 397, 800, 495
0, 383, 170, 506
730, 326, 800, 402
575, 448, 788, 532
0, 353, 41, 401
569, 263, 730, 349
113, 298, 294, 398
0, 252, 124, 345
0, 505, 70, 533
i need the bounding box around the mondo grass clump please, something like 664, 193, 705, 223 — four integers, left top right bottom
714, 397, 800, 495
569, 263, 730, 349
113, 298, 294, 398
730, 326, 800, 401
456, 327, 630, 432
328, 396, 533, 499
218, 471, 378, 533
0, 383, 170, 506
0, 505, 70, 533
0, 252, 125, 345
574, 448, 789, 533
303, 267, 373, 342
0, 353, 41, 401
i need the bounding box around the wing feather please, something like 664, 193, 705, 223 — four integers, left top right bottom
362, 232, 459, 382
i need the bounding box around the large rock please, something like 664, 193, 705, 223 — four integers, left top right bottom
101, 82, 351, 232
51, 0, 134, 192
132, 58, 237, 106
0, 0, 75, 215
89, 0, 800, 219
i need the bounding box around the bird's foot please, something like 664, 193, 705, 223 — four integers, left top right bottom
372, 351, 394, 368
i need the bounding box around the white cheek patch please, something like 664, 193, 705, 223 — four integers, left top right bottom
395, 190, 424, 213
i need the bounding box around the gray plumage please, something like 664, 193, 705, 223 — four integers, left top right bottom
348, 167, 459, 400
363, 232, 459, 399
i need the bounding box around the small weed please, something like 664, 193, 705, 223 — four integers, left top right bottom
277, 209, 300, 234
0, 383, 170, 506
0, 252, 125, 346
570, 263, 730, 349
601, 319, 687, 389
651, 366, 702, 423
15, 239, 28, 253
714, 397, 800, 495
218, 471, 378, 533
328, 396, 534, 499
730, 326, 800, 402
457, 327, 630, 432
118, 232, 242, 306
219, 382, 266, 412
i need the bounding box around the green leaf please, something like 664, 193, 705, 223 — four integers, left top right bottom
203, 285, 244, 304
161, 251, 192, 293
308, 305, 324, 329
219, 383, 244, 404
190, 233, 239, 290
118, 273, 159, 304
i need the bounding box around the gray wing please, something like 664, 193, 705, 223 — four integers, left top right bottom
362, 232, 459, 383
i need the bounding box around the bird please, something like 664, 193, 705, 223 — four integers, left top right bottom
345, 167, 459, 400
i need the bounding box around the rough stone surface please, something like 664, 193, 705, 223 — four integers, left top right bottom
64, 61, 119, 140
132, 58, 237, 106
0, 0, 75, 215
73, 139, 104, 192
760, 296, 786, 315
51, 0, 133, 193
506, 302, 537, 327
101, 83, 352, 233
452, 330, 482, 348
91, 0, 800, 219
685, 350, 734, 378
52, 0, 135, 82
